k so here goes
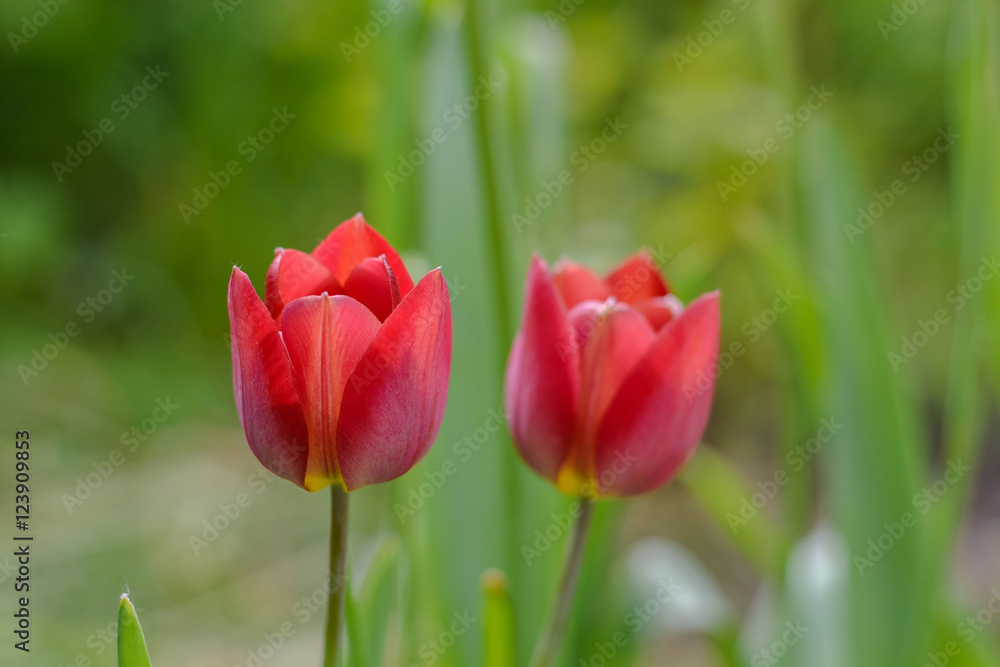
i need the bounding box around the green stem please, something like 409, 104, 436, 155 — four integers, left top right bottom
323, 484, 349, 667
529, 498, 594, 667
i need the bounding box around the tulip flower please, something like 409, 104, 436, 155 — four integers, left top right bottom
228, 213, 452, 666
505, 252, 719, 498
509, 251, 720, 667
227, 213, 452, 493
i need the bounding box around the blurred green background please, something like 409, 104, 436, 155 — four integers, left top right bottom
1, 0, 998, 665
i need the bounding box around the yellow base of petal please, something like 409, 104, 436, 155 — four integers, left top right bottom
304, 473, 345, 493
555, 465, 598, 498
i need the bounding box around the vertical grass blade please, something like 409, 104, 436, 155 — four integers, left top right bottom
800, 118, 929, 667
482, 569, 516, 667
682, 447, 792, 581
419, 11, 512, 664
365, 0, 425, 248
939, 0, 1000, 521
117, 594, 152, 667
343, 574, 370, 667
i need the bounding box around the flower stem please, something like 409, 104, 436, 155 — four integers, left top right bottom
530, 497, 594, 667
323, 483, 349, 667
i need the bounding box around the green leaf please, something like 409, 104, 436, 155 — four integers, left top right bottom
356, 534, 405, 666
482, 569, 515, 667
417, 11, 516, 666
117, 594, 152, 667
344, 578, 370, 667
938, 0, 1000, 534
800, 118, 929, 667
681, 446, 791, 581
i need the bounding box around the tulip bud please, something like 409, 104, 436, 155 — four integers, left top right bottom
504, 252, 719, 497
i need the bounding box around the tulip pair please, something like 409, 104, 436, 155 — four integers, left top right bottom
228, 215, 719, 498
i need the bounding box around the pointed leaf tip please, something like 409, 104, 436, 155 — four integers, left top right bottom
118, 594, 152, 667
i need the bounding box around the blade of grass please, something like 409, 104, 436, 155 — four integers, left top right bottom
358, 535, 405, 666
482, 569, 516, 667
365, 0, 424, 248
682, 446, 792, 581
736, 218, 825, 539
417, 11, 514, 664
800, 118, 930, 667
117, 594, 152, 667
343, 577, 371, 667
937, 0, 999, 525
462, 0, 521, 589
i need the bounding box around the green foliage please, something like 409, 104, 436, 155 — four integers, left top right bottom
118, 595, 152, 667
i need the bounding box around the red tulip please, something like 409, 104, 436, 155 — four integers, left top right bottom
504, 252, 719, 497
228, 214, 452, 492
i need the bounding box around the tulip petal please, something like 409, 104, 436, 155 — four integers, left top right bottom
336, 269, 452, 490
280, 295, 382, 491
593, 291, 720, 496
228, 268, 310, 487
504, 256, 580, 482
551, 259, 613, 309
604, 251, 670, 304
312, 213, 415, 296
558, 301, 655, 491
634, 294, 685, 331
343, 256, 401, 322
265, 248, 342, 319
